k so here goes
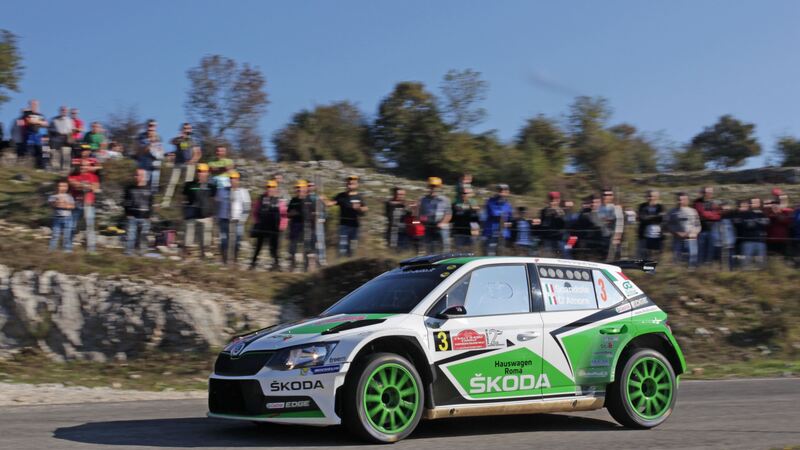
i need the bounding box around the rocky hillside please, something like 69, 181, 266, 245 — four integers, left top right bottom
0, 264, 300, 362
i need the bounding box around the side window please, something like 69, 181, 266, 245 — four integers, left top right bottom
592, 269, 626, 308
436, 265, 530, 316
537, 266, 598, 311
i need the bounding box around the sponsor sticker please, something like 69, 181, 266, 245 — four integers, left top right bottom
314, 315, 366, 325
451, 329, 488, 350
266, 400, 311, 410
328, 356, 347, 363
310, 364, 341, 375
485, 329, 505, 347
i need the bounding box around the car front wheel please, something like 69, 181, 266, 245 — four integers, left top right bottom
343, 352, 424, 443
606, 348, 677, 428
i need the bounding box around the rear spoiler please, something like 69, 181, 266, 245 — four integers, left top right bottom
612, 259, 658, 273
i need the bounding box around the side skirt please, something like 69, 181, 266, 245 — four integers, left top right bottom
423, 395, 605, 420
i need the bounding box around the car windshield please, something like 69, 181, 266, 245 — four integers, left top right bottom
323, 264, 460, 315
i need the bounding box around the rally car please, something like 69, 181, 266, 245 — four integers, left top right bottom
208, 254, 685, 443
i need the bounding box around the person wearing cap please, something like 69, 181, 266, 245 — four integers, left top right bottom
540, 191, 567, 257
163, 123, 202, 207
216, 170, 251, 265
251, 180, 287, 270
287, 180, 316, 271
182, 163, 217, 258
326, 175, 367, 257
598, 188, 625, 261
483, 184, 513, 256
418, 177, 452, 254
637, 190, 665, 260
122, 169, 154, 256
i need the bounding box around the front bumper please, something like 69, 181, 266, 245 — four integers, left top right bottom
207, 363, 349, 426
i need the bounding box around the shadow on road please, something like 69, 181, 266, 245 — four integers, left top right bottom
53, 414, 619, 447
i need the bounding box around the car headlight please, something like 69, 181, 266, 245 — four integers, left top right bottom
266, 342, 338, 371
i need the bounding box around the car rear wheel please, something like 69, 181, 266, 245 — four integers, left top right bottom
607, 348, 677, 428
343, 353, 424, 443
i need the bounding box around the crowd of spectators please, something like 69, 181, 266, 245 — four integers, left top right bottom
5, 99, 799, 271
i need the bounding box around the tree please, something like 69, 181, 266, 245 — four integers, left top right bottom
0, 30, 23, 110
776, 136, 800, 167
516, 115, 568, 173
690, 115, 761, 169
273, 101, 372, 166
440, 69, 488, 131
105, 106, 142, 156
372, 82, 449, 179
670, 146, 706, 171
184, 55, 269, 159
567, 96, 620, 187
609, 123, 659, 173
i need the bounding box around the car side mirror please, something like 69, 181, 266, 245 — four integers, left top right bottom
437, 305, 467, 320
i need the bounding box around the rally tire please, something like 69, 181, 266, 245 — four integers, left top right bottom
343, 353, 424, 443
606, 348, 677, 428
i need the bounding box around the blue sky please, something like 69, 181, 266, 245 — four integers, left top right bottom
3, 1, 799, 166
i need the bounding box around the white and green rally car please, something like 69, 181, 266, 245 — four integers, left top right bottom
208, 254, 685, 443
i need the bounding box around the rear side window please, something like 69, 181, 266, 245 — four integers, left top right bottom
537, 265, 598, 311
592, 269, 626, 308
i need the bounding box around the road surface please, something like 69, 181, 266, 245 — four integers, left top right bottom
1, 378, 798, 450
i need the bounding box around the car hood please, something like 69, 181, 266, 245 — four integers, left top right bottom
223, 313, 399, 354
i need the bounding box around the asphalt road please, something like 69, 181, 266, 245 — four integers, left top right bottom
1, 378, 798, 450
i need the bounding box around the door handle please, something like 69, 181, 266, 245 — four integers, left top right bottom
599, 325, 628, 335
517, 331, 540, 341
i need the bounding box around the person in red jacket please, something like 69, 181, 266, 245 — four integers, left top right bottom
765, 188, 793, 258
693, 186, 722, 265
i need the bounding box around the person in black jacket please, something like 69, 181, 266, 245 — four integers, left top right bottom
182, 163, 216, 258
250, 180, 286, 270
123, 169, 153, 256
637, 190, 665, 260
573, 194, 604, 261
734, 197, 770, 268
539, 191, 566, 257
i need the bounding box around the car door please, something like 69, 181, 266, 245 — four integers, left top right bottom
534, 264, 631, 398
425, 264, 545, 405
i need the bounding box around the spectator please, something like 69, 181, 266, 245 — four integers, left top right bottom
451, 188, 479, 251
22, 100, 48, 168
49, 106, 74, 172
68, 162, 100, 253
668, 192, 701, 268
208, 145, 235, 187
694, 186, 722, 265
511, 206, 537, 255
637, 190, 665, 260
69, 108, 84, 147
137, 129, 164, 193
250, 180, 286, 270
308, 181, 327, 266
327, 175, 367, 258
719, 201, 737, 270
455, 172, 473, 200
483, 184, 513, 256
765, 188, 793, 258
97, 141, 123, 162
216, 170, 249, 265
10, 110, 25, 160
540, 191, 566, 257
572, 195, 604, 260
792, 202, 800, 265
163, 123, 202, 207
598, 188, 624, 261
182, 163, 217, 258
385, 187, 410, 249
122, 169, 153, 256
83, 121, 107, 152
71, 144, 102, 175
287, 180, 316, 271
137, 119, 159, 150
418, 177, 452, 254
736, 197, 770, 268
48, 179, 75, 252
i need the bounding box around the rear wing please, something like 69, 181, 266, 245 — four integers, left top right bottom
612, 259, 658, 273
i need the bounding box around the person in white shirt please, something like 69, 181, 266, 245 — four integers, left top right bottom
219, 171, 251, 265
49, 106, 74, 172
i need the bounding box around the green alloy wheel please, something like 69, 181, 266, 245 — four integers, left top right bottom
344, 353, 424, 443
607, 348, 677, 428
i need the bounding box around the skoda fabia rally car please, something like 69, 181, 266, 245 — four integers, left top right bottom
208, 254, 685, 443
